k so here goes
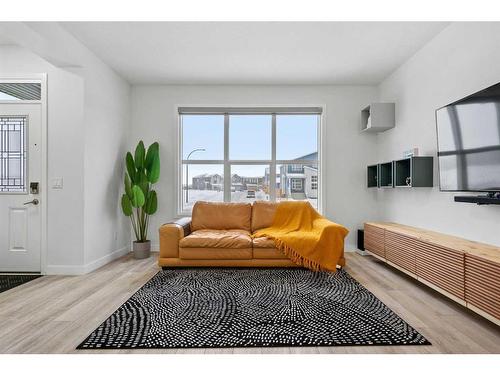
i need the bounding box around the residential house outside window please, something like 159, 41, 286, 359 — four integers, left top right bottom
311, 175, 318, 190
179, 108, 321, 213
291, 178, 303, 191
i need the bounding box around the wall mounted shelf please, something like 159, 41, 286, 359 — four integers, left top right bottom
394, 158, 411, 187
379, 162, 394, 188
367, 156, 433, 189
394, 156, 433, 187
361, 103, 395, 133
367, 164, 379, 188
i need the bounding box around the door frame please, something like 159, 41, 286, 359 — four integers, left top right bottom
0, 74, 48, 274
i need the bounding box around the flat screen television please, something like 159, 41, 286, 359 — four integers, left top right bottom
436, 82, 500, 192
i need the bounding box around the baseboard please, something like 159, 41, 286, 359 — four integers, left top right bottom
83, 246, 131, 274
344, 240, 356, 252
45, 246, 130, 275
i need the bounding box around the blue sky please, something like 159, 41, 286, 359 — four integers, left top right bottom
0, 92, 20, 100
182, 114, 318, 179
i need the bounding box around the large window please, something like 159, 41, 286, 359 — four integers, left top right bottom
179, 108, 321, 213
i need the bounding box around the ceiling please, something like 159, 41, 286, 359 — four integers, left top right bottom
61, 22, 449, 85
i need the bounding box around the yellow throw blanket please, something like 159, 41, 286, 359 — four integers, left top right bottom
253, 201, 349, 272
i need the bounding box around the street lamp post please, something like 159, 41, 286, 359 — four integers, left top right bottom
186, 148, 206, 203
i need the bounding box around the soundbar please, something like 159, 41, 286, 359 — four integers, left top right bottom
454, 195, 500, 205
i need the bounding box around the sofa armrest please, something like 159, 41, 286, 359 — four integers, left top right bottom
159, 217, 192, 259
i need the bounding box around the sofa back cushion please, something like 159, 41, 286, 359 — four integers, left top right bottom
191, 201, 252, 232
251, 201, 278, 232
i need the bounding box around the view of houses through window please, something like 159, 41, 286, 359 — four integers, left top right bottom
180, 110, 320, 213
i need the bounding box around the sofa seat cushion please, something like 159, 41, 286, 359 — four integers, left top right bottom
252, 236, 276, 248
179, 247, 252, 260
179, 229, 252, 249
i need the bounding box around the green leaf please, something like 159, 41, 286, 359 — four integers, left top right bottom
148, 155, 160, 184
121, 194, 133, 216
145, 142, 158, 169
126, 152, 136, 183
124, 174, 132, 199
145, 142, 160, 184
134, 141, 145, 170
131, 185, 145, 208
144, 190, 158, 215
137, 171, 149, 196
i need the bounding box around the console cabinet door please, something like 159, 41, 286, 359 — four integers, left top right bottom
416, 242, 465, 300
364, 224, 385, 258
385, 230, 416, 274
465, 255, 500, 320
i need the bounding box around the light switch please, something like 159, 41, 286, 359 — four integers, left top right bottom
52, 178, 63, 189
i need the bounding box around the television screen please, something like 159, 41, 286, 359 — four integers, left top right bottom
436, 82, 500, 192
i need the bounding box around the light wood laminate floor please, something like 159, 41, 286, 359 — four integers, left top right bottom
0, 252, 499, 354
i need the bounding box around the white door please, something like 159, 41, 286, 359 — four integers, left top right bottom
0, 104, 42, 272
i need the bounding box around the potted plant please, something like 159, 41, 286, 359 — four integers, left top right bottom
121, 140, 160, 259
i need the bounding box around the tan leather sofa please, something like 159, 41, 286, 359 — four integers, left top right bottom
158, 201, 299, 268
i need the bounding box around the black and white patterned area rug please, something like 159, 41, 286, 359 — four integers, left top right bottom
0, 274, 41, 293
77, 268, 430, 349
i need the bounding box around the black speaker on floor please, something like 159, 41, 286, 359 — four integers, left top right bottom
357, 229, 365, 251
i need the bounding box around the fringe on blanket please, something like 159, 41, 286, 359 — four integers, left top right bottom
272, 237, 339, 273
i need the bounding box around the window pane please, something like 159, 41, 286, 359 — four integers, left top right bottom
230, 165, 269, 203
277, 164, 318, 210
276, 115, 318, 160
182, 115, 224, 160
229, 115, 271, 160
0, 116, 27, 192
0, 83, 41, 101
182, 164, 224, 212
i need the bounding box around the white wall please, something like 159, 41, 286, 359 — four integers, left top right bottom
1, 38, 131, 273
131, 85, 379, 249
77, 49, 131, 269
377, 22, 500, 247
13, 22, 133, 271
82, 71, 131, 269
0, 45, 86, 270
